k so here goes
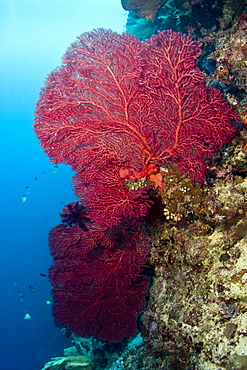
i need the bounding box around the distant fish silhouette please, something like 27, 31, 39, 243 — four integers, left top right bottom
29, 285, 35, 292
21, 195, 27, 203
39, 273, 47, 277
24, 313, 32, 320
52, 165, 58, 173
18, 291, 24, 301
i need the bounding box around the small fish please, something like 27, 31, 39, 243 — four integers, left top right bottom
24, 313, 32, 320
18, 291, 24, 301
29, 285, 35, 292
39, 273, 47, 277
42, 170, 46, 176
45, 300, 52, 305
14, 279, 18, 285
25, 186, 30, 194
34, 177, 38, 183
52, 165, 58, 174
21, 195, 27, 203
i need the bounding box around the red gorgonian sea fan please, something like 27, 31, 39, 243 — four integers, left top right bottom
34, 28, 238, 227
49, 215, 151, 342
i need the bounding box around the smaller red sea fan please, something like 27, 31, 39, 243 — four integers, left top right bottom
49, 218, 152, 342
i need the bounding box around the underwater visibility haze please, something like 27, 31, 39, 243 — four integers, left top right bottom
0, 1, 126, 369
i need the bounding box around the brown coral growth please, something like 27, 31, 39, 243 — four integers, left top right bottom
121, 0, 168, 20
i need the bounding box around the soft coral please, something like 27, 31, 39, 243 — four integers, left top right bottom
34, 29, 238, 227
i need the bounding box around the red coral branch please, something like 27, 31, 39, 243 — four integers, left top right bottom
73, 163, 153, 227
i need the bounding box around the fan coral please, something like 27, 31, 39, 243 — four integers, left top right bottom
49, 217, 151, 342
34, 28, 238, 227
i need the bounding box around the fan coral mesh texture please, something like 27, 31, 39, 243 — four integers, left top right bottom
49, 219, 151, 342
34, 28, 238, 226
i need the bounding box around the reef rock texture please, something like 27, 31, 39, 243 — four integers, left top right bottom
205, 13, 247, 127
121, 0, 168, 20
208, 14, 247, 94
143, 136, 247, 369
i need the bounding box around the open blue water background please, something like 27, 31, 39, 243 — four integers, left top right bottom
0, 2, 126, 369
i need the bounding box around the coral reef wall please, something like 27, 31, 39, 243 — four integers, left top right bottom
144, 161, 247, 368
40, 1, 247, 369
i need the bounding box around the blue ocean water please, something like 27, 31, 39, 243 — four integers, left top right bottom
0, 2, 127, 369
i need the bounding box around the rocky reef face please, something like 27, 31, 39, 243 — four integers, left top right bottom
121, 0, 168, 20
135, 6, 247, 367
141, 131, 247, 369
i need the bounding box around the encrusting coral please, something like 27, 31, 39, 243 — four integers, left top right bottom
142, 134, 247, 369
